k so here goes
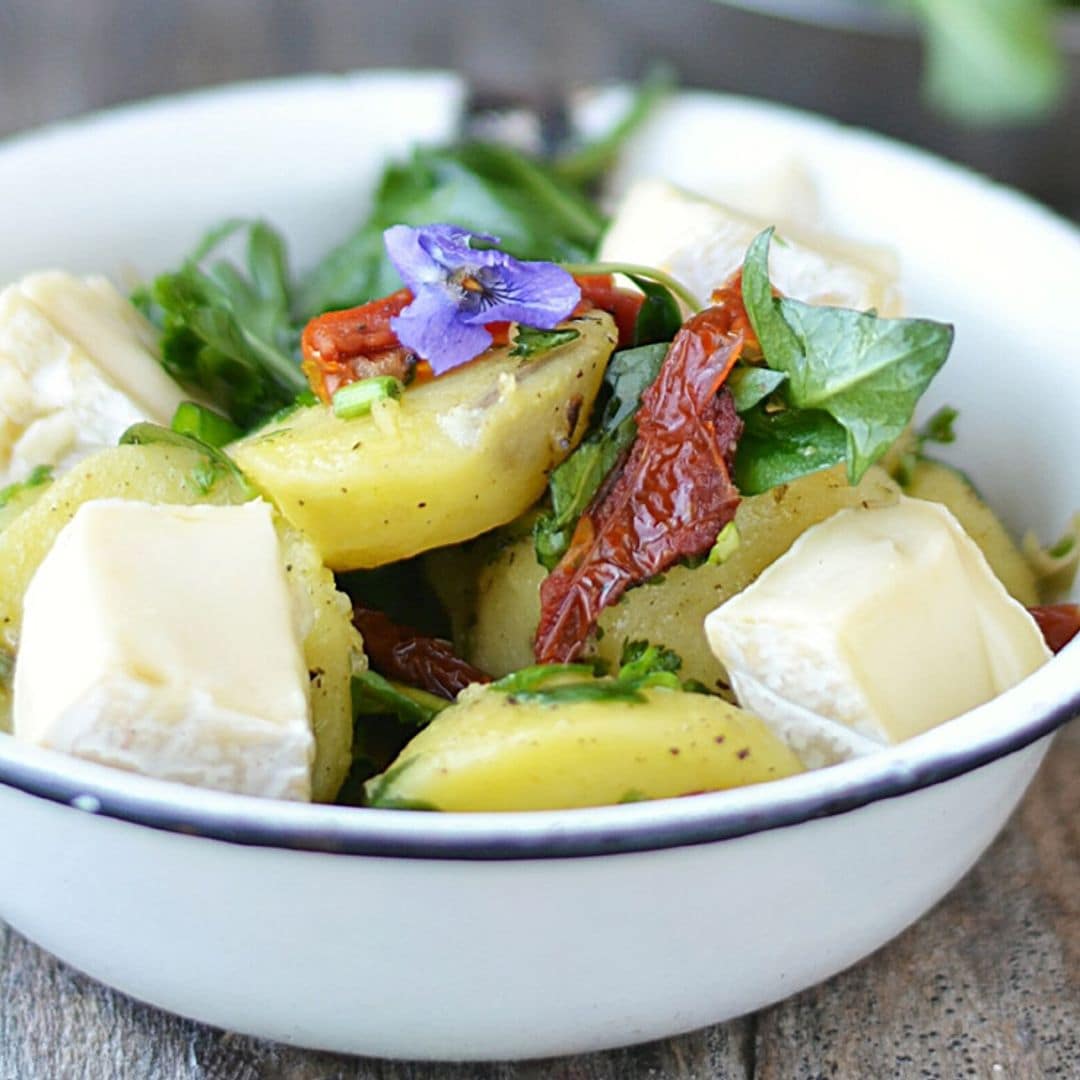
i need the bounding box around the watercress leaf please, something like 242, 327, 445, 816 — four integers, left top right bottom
510, 326, 581, 359
734, 406, 847, 496
534, 342, 668, 570
727, 365, 787, 413
742, 228, 954, 484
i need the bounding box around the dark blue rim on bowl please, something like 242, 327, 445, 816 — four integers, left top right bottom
0, 660, 1074, 860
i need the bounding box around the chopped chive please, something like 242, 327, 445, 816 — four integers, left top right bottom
332, 376, 403, 420
708, 521, 741, 565
171, 401, 243, 449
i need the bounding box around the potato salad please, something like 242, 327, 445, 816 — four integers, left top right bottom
1, 90, 1076, 811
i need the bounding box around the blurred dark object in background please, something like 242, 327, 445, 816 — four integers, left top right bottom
0, 0, 1076, 217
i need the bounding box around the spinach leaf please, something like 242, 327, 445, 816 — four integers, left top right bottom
0, 465, 53, 511
136, 221, 307, 428
726, 366, 787, 413
734, 407, 848, 496
534, 342, 668, 570
741, 228, 953, 486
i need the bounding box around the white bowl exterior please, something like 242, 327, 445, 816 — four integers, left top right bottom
0, 75, 1077, 1058
0, 737, 1048, 1059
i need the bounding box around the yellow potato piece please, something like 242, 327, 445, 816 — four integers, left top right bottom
905, 459, 1039, 606
466, 464, 901, 684
232, 311, 617, 571
366, 684, 803, 811
0, 443, 359, 800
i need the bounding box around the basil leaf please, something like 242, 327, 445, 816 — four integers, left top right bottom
742, 228, 953, 485
727, 365, 787, 413
511, 326, 580, 359
734, 406, 848, 496
534, 342, 667, 570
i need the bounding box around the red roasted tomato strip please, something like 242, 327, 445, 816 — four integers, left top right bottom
352, 604, 491, 700
301, 274, 640, 402
1029, 604, 1080, 654
533, 284, 749, 664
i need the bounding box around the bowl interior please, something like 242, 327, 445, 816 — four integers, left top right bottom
0, 71, 1076, 856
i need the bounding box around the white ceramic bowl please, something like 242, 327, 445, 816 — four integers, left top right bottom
0, 72, 1076, 1061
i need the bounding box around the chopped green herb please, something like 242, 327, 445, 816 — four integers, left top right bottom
0, 652, 12, 683
332, 376, 403, 420
171, 401, 243, 448
120, 422, 256, 499
708, 521, 741, 565
352, 670, 448, 729
0, 465, 54, 511
740, 228, 953, 488
510, 326, 581, 359
896, 404, 961, 486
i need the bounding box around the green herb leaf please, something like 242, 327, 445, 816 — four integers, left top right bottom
534, 342, 668, 570
120, 422, 256, 498
727, 365, 787, 413
510, 326, 581, 359
708, 521, 741, 565
911, 0, 1065, 124
734, 406, 848, 496
171, 401, 242, 448
352, 670, 448, 729
0, 465, 53, 511
629, 276, 683, 347
332, 375, 403, 419
741, 228, 953, 486
296, 143, 605, 321
137, 221, 307, 429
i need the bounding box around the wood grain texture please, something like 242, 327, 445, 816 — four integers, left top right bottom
0, 722, 1075, 1079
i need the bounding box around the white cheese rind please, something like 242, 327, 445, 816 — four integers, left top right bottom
705, 497, 1052, 747
598, 178, 901, 316
13, 499, 314, 800
0, 272, 185, 486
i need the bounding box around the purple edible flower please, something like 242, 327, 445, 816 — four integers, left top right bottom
384, 224, 581, 375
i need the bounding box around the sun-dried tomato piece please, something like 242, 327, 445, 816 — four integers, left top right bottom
1029, 603, 1080, 654
353, 604, 491, 700
574, 275, 645, 348
534, 288, 748, 663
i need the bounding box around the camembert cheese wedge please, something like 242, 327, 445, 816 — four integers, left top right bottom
705, 497, 1051, 745
0, 272, 187, 487
599, 177, 901, 316
13, 499, 314, 799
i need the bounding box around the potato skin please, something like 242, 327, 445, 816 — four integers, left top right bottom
232, 312, 617, 571
905, 459, 1038, 605
0, 444, 359, 800
367, 684, 803, 811
467, 464, 902, 684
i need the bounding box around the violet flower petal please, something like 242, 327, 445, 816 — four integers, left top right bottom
391, 285, 493, 375
457, 258, 581, 329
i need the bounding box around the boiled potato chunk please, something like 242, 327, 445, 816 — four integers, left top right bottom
467, 464, 901, 684
0, 443, 360, 800
366, 684, 803, 811
232, 311, 617, 570
905, 459, 1038, 606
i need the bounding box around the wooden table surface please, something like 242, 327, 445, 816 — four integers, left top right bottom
1, 3, 1077, 1076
